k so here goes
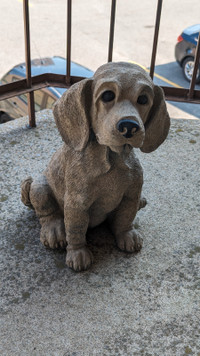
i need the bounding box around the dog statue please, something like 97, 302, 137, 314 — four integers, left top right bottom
21, 62, 170, 271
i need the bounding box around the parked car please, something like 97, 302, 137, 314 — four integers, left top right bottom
0, 56, 93, 123
175, 24, 200, 83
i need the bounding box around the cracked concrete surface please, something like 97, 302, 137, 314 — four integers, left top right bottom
0, 110, 200, 356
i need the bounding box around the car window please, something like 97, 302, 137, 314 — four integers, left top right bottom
12, 76, 20, 82
1, 75, 8, 84
19, 94, 28, 104
34, 90, 44, 111
19, 90, 45, 111
1, 73, 12, 84
46, 95, 56, 109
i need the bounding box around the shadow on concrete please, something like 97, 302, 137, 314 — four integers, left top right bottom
153, 62, 200, 119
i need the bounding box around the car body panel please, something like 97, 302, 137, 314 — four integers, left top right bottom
175, 40, 195, 66
175, 24, 200, 66
182, 24, 200, 45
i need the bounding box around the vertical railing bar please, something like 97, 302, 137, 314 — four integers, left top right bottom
108, 0, 116, 62
66, 0, 72, 85
149, 0, 163, 79
188, 31, 200, 99
23, 0, 35, 127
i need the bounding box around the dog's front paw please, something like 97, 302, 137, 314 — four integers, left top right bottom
66, 246, 94, 272
40, 216, 66, 249
116, 230, 143, 252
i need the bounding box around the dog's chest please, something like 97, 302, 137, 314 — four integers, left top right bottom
93, 164, 130, 210
87, 163, 133, 228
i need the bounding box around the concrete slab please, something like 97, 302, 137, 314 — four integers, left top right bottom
0, 110, 200, 356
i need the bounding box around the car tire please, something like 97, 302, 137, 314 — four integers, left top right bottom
0, 113, 14, 124
182, 57, 200, 83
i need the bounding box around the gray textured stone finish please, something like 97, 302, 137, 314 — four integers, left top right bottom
21, 62, 170, 272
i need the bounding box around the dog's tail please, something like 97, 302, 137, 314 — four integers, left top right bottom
21, 176, 34, 209
139, 197, 147, 210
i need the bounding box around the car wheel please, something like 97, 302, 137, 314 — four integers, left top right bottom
0, 113, 14, 124
182, 57, 200, 83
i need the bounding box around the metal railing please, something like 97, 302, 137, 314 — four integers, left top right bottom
0, 0, 200, 127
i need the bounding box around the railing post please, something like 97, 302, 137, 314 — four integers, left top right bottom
150, 0, 163, 79
108, 0, 116, 62
66, 0, 72, 86
23, 0, 36, 127
1, 1, 200, 109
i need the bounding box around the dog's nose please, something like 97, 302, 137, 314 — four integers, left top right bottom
117, 119, 140, 138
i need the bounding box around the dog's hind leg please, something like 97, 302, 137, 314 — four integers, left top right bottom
21, 175, 66, 249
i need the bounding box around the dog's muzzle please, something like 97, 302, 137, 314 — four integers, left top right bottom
117, 119, 140, 138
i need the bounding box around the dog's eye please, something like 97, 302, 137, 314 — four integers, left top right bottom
137, 94, 148, 105
101, 90, 115, 103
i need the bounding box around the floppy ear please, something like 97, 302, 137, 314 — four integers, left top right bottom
140, 85, 170, 153
53, 78, 93, 151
